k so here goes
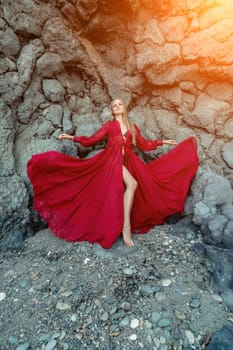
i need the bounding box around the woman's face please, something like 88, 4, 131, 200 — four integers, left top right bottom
111, 99, 125, 116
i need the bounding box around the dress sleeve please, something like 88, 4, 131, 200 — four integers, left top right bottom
73, 121, 110, 147
135, 124, 163, 151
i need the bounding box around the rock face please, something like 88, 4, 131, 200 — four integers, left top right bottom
1, 0, 233, 267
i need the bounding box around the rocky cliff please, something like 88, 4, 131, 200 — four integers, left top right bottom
1, 0, 233, 308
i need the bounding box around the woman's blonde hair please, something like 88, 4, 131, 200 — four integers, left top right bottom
111, 99, 136, 146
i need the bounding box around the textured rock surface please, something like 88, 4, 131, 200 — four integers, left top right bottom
1, 0, 233, 261
0, 227, 232, 349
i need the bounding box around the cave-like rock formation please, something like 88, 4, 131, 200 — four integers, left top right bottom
1, 1, 233, 296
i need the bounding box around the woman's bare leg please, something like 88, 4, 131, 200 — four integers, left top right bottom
122, 165, 138, 247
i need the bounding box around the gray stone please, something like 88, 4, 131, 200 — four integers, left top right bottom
57, 72, 84, 95
42, 79, 65, 102
130, 319, 139, 329
17, 39, 45, 82
205, 245, 233, 311
206, 325, 233, 350
55, 302, 71, 311
0, 27, 21, 56
99, 311, 109, 321
36, 119, 53, 139
223, 221, 233, 250
8, 336, 18, 345
124, 268, 134, 276
62, 106, 74, 134
0, 57, 16, 74
208, 215, 228, 244
45, 339, 57, 350
119, 317, 129, 327
193, 201, 213, 225
16, 343, 30, 350
0, 173, 30, 250
189, 299, 201, 308
191, 93, 229, 133
139, 284, 161, 295
10, 13, 42, 37
38, 333, 52, 342
17, 78, 45, 124
120, 302, 131, 311
222, 141, 233, 168
222, 205, 233, 221
36, 52, 64, 77
157, 318, 171, 328
0, 100, 15, 176
151, 311, 161, 324
42, 17, 88, 64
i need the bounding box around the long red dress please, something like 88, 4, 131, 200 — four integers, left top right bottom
27, 120, 199, 248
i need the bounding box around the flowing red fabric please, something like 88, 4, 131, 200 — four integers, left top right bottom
27, 120, 199, 248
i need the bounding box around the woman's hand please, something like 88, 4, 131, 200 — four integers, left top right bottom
58, 133, 74, 141
163, 139, 177, 145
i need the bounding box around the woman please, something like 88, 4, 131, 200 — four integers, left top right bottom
27, 99, 199, 249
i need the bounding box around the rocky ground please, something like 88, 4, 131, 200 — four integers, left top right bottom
0, 225, 232, 350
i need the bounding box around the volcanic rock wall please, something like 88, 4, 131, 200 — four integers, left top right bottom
1, 0, 233, 275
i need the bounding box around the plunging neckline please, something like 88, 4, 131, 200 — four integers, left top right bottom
115, 119, 128, 139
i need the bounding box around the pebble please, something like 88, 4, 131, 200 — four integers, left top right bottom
211, 294, 223, 302
120, 317, 130, 327
160, 336, 166, 344
38, 333, 52, 342
154, 337, 160, 347
94, 299, 101, 307
55, 302, 71, 310
129, 334, 137, 341
174, 309, 186, 320
16, 343, 30, 350
151, 311, 161, 324
140, 284, 160, 295
0, 292, 6, 301
144, 320, 152, 329
156, 292, 166, 301
158, 318, 170, 328
130, 319, 140, 329
45, 339, 57, 350
120, 302, 131, 310
185, 330, 195, 345
190, 299, 201, 308
123, 268, 134, 276
70, 313, 78, 322
110, 306, 118, 314
99, 311, 109, 321
161, 279, 172, 287
8, 336, 18, 345
19, 279, 29, 288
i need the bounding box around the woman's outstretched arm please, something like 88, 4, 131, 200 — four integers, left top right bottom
134, 125, 176, 151
59, 121, 110, 147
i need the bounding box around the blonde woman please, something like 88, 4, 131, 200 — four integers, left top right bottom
27, 99, 199, 249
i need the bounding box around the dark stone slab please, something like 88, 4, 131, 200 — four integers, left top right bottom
206, 325, 233, 350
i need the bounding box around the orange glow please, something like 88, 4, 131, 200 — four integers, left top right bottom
203, 0, 233, 12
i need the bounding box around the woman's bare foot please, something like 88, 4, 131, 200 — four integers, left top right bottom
122, 227, 134, 247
